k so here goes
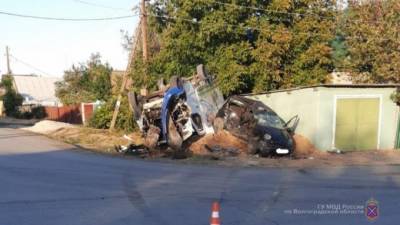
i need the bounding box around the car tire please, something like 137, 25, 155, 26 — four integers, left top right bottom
127, 91, 142, 120
196, 64, 210, 82
144, 125, 160, 150
157, 78, 166, 91
259, 149, 272, 157
169, 76, 183, 88
247, 142, 258, 155
167, 114, 183, 151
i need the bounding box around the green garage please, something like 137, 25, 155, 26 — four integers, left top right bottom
249, 84, 400, 151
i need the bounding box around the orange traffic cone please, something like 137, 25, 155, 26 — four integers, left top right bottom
210, 201, 221, 225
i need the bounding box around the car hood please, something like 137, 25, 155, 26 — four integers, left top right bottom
254, 125, 294, 149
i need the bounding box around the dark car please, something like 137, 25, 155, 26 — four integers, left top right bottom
214, 96, 299, 156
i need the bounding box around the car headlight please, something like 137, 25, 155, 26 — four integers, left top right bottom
264, 133, 272, 140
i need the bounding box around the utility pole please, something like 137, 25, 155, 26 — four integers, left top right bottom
141, 0, 148, 63
110, 0, 149, 131
109, 21, 142, 131
6, 46, 11, 75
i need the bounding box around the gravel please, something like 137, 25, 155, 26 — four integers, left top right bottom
22, 120, 75, 134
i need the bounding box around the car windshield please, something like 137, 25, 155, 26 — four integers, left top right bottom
254, 110, 286, 129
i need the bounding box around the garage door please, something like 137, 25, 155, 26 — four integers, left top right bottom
335, 98, 380, 150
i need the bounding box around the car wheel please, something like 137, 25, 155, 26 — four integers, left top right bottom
157, 78, 166, 91
259, 147, 276, 157
169, 76, 183, 88
167, 114, 183, 151
144, 125, 160, 150
196, 64, 210, 82
127, 91, 142, 120
247, 141, 258, 155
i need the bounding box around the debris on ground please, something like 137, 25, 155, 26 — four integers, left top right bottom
204, 144, 240, 159
22, 120, 75, 134
327, 149, 342, 154
115, 144, 148, 157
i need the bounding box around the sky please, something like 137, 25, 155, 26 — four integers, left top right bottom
0, 0, 140, 77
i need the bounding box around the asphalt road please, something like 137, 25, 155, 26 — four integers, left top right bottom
0, 127, 399, 225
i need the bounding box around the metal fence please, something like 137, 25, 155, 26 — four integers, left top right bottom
44, 105, 82, 124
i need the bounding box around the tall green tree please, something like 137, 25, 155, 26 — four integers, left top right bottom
132, 0, 337, 94
56, 53, 113, 105
342, 0, 400, 83
0, 75, 23, 116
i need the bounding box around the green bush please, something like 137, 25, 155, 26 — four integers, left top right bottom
12, 105, 47, 119
31, 106, 47, 119
89, 102, 113, 129
89, 96, 136, 132
2, 90, 23, 117
18, 111, 33, 119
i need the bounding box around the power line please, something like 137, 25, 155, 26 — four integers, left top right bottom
0, 7, 396, 43
0, 10, 139, 21
147, 13, 400, 44
9, 55, 52, 76
213, 1, 398, 26
72, 0, 131, 11
150, 12, 324, 34
213, 1, 336, 20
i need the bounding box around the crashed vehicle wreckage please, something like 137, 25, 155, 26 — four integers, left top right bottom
128, 64, 224, 153
127, 65, 298, 157
214, 96, 299, 156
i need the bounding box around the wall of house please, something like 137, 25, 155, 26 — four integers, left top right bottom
249, 87, 399, 151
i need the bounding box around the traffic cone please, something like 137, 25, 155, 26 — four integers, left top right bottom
210, 201, 221, 225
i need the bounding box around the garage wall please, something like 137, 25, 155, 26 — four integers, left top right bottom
249, 87, 399, 151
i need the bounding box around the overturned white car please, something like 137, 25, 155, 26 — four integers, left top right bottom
128, 65, 224, 153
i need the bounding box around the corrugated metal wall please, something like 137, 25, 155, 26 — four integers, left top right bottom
45, 105, 82, 124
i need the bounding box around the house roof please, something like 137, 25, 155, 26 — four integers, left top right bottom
11, 74, 61, 105
243, 84, 400, 96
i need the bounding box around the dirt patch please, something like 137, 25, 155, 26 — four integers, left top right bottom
189, 132, 324, 158
293, 134, 317, 157
188, 131, 248, 156
293, 134, 328, 158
